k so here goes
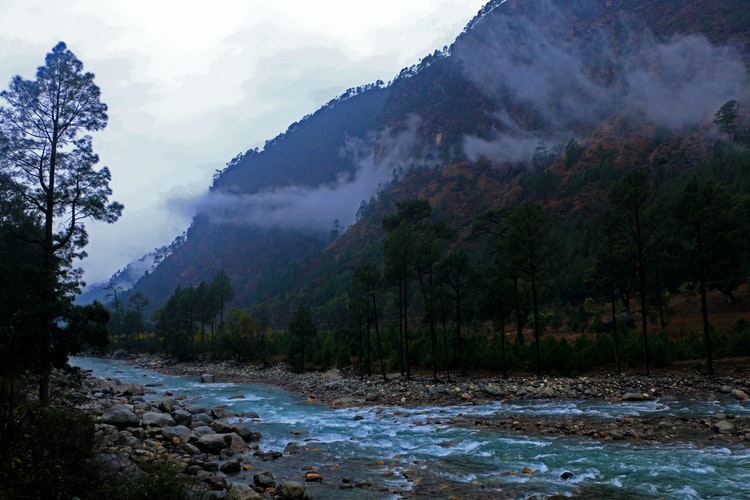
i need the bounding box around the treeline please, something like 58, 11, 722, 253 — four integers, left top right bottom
140, 135, 750, 379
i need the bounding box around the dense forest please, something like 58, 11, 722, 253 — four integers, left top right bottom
93, 0, 750, 380
121, 128, 750, 380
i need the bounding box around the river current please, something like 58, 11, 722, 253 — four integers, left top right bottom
71, 357, 750, 499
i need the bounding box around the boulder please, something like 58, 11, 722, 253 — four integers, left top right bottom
101, 404, 139, 427
220, 459, 242, 474
211, 420, 233, 433
229, 422, 259, 442
192, 425, 216, 438
172, 409, 192, 426
196, 433, 231, 454
141, 411, 175, 427
253, 470, 276, 489
109, 380, 144, 396
227, 432, 250, 455
200, 373, 216, 383
277, 481, 305, 499
161, 425, 193, 444
731, 389, 749, 400
226, 482, 263, 500
622, 392, 647, 401
713, 420, 736, 434
192, 413, 214, 426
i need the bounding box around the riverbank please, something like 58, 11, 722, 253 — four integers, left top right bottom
123, 354, 750, 445
66, 354, 750, 499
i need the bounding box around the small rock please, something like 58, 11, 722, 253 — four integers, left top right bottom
305, 471, 323, 482
560, 471, 575, 480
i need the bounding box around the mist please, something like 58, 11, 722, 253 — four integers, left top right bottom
191, 115, 426, 233
455, 0, 749, 164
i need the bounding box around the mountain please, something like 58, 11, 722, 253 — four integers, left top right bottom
118, 0, 750, 322
77, 233, 186, 305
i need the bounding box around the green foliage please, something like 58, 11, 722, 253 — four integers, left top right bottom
287, 305, 316, 372
0, 42, 122, 403
0, 401, 97, 500
96, 461, 200, 500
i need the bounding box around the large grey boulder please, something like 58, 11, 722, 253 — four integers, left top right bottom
101, 404, 139, 427
141, 411, 175, 428
172, 409, 192, 426
277, 481, 306, 499
200, 373, 216, 383
161, 425, 193, 444
226, 482, 263, 500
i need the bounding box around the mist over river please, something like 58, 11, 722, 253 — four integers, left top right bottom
71, 356, 750, 499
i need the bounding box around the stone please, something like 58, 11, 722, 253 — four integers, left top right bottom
211, 420, 233, 433
196, 433, 231, 454
220, 459, 242, 474
253, 470, 276, 489
622, 392, 647, 401
101, 404, 139, 427
172, 409, 192, 426
226, 482, 264, 500
158, 398, 177, 413
560, 471, 575, 480
110, 381, 145, 396
192, 425, 216, 437
200, 373, 216, 383
305, 471, 323, 482
161, 425, 193, 444
229, 422, 258, 441
141, 411, 175, 427
731, 389, 749, 400
227, 432, 250, 455
277, 481, 305, 499
713, 420, 735, 434
192, 413, 214, 426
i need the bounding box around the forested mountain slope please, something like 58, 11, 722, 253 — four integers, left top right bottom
124, 0, 750, 323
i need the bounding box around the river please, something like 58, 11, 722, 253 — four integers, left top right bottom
70, 356, 750, 499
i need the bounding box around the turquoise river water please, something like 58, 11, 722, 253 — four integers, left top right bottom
70, 357, 750, 499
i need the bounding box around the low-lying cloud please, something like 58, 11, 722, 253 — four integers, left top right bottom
192, 115, 427, 232
455, 0, 749, 164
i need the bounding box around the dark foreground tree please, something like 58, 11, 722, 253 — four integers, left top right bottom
0, 42, 123, 403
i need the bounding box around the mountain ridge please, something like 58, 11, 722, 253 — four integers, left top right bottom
90, 0, 749, 322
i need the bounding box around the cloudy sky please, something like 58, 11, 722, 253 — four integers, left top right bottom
0, 0, 487, 284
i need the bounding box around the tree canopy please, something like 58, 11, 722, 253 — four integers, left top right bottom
0, 42, 122, 403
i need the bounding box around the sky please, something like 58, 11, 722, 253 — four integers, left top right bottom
0, 0, 487, 285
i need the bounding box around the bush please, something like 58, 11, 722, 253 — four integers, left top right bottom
0, 402, 97, 499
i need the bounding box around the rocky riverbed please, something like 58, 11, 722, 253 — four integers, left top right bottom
127, 354, 750, 445
65, 355, 750, 499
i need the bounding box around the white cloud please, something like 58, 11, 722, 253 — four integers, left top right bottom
0, 0, 486, 283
